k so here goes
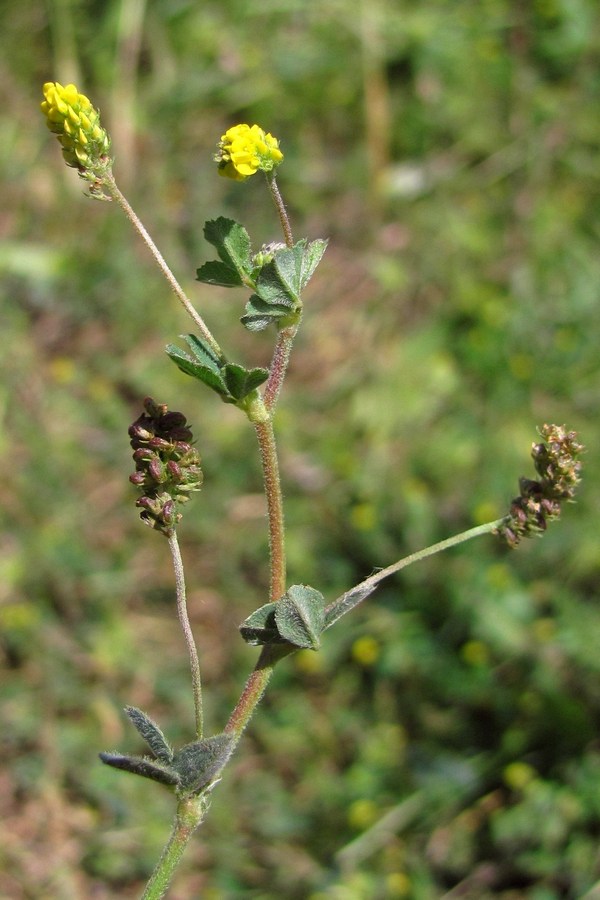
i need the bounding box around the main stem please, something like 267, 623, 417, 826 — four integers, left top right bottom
254, 418, 286, 603
141, 795, 207, 900
224, 646, 280, 739
168, 531, 203, 739
223, 175, 295, 742
104, 172, 222, 356
263, 325, 297, 413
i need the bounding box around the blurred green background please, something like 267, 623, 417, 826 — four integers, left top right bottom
2, 1, 600, 897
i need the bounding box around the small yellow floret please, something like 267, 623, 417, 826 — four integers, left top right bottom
41, 81, 111, 178
215, 123, 283, 181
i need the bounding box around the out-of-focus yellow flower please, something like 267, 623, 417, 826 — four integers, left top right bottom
215, 124, 283, 181
386, 873, 411, 897
503, 761, 537, 791
41, 82, 111, 177
348, 798, 378, 829
460, 639, 489, 667
352, 635, 380, 667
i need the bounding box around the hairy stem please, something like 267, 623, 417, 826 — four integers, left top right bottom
266, 172, 294, 248
104, 172, 222, 355
254, 418, 286, 602
168, 531, 203, 739
264, 325, 297, 413
224, 646, 278, 739
141, 795, 207, 900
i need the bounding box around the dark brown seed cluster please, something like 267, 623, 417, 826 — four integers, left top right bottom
128, 397, 203, 536
497, 424, 583, 548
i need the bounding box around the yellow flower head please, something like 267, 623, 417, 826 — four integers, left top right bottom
41, 82, 111, 176
215, 124, 283, 181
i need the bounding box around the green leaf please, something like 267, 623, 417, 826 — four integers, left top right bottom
172, 733, 236, 795
181, 334, 224, 372
125, 706, 173, 763
99, 752, 180, 788
167, 335, 270, 406
239, 601, 285, 645
275, 584, 326, 650
300, 238, 328, 288
196, 259, 244, 288
222, 364, 269, 401
241, 295, 294, 332
272, 246, 303, 302
203, 217, 253, 281
255, 259, 299, 308
239, 313, 275, 333
166, 344, 229, 397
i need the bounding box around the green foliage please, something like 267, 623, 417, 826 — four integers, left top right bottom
101, 709, 235, 797
240, 584, 326, 650
241, 238, 327, 332
166, 333, 269, 403
126, 706, 173, 762
197, 215, 327, 331
275, 584, 326, 650
196, 217, 253, 288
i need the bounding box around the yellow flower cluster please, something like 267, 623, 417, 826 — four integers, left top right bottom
215, 124, 283, 181
41, 82, 111, 174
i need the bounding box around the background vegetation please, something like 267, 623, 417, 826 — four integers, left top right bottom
2, 1, 600, 897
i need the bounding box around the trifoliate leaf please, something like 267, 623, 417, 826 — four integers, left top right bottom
241, 295, 296, 332
239, 601, 285, 645
255, 259, 299, 308
181, 334, 225, 372
271, 246, 303, 302
222, 364, 269, 401
125, 706, 173, 763
275, 584, 326, 650
196, 259, 244, 288
203, 217, 253, 281
172, 733, 235, 795
166, 344, 229, 397
167, 336, 270, 406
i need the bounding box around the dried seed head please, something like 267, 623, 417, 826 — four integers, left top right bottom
496, 424, 584, 548
129, 398, 203, 536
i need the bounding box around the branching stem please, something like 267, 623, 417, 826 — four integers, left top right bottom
225, 521, 507, 744
324, 519, 508, 627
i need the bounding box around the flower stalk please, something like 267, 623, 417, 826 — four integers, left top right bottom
266, 171, 294, 248
169, 532, 203, 739
103, 173, 222, 354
